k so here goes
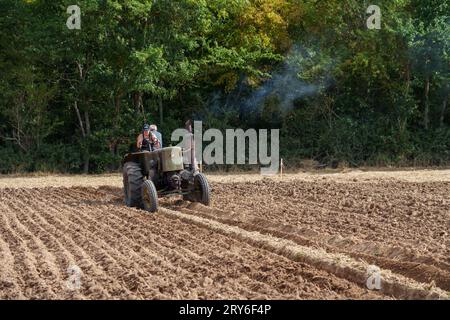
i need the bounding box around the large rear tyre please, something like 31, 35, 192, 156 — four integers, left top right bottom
142, 180, 158, 213
191, 173, 210, 206
123, 162, 144, 208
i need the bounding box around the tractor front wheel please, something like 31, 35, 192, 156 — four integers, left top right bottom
142, 180, 159, 213
191, 173, 210, 206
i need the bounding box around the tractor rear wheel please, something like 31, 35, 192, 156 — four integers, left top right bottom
191, 173, 210, 206
123, 161, 144, 208
142, 180, 158, 213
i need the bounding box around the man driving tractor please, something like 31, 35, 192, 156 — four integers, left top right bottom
137, 123, 162, 151
123, 120, 210, 213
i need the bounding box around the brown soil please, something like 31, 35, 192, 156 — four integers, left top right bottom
0, 187, 386, 300
165, 179, 450, 294
0, 171, 449, 300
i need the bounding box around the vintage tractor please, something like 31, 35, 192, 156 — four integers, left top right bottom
122, 145, 210, 213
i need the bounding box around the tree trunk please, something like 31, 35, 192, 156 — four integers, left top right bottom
133, 91, 143, 113
111, 94, 121, 156
109, 93, 122, 171
158, 96, 163, 125
74, 101, 85, 137
83, 110, 91, 174
84, 110, 91, 136
405, 63, 411, 94
74, 102, 91, 174
75, 61, 91, 174
82, 153, 89, 174
424, 76, 430, 130
440, 94, 448, 127
114, 94, 121, 119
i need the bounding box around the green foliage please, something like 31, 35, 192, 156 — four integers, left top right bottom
0, 0, 449, 173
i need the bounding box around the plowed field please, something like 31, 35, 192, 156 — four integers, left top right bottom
0, 170, 448, 300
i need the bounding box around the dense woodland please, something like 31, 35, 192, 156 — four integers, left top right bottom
0, 0, 448, 173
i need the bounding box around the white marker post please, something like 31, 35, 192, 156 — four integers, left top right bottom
280, 158, 284, 179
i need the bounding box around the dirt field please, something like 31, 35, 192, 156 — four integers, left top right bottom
0, 169, 449, 299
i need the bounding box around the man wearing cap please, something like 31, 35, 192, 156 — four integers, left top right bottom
149, 124, 163, 148
137, 123, 162, 151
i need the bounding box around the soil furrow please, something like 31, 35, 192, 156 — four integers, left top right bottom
1, 171, 448, 300
0, 200, 56, 299
169, 203, 450, 291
